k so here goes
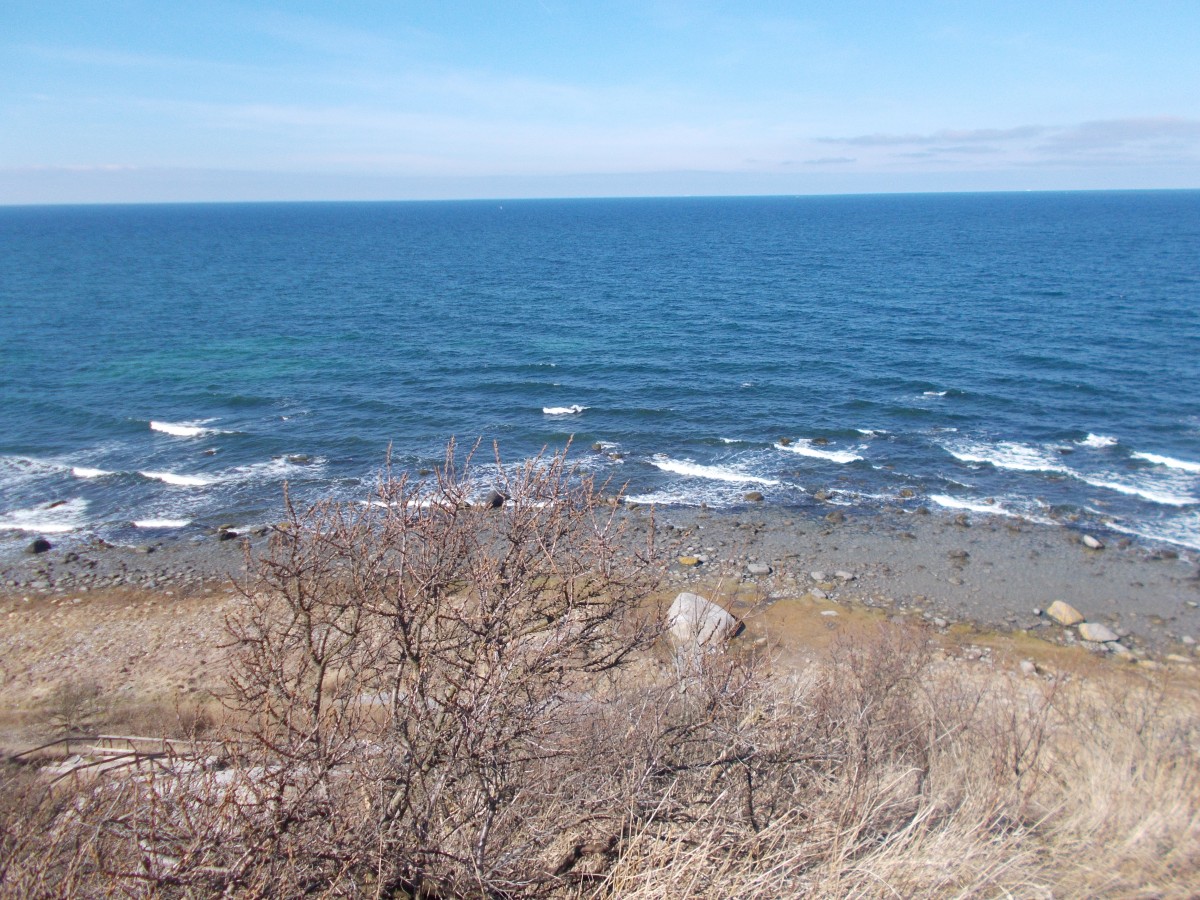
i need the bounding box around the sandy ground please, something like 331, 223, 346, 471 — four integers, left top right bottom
2, 504, 1198, 753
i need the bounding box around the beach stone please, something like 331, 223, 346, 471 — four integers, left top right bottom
26, 538, 52, 555
481, 490, 507, 509
677, 556, 701, 567
667, 592, 739, 648
948, 549, 969, 561
820, 609, 839, 617
809, 589, 828, 600
1079, 622, 1119, 643
834, 570, 855, 581
1082, 534, 1105, 550
825, 510, 845, 524
746, 562, 771, 576
1046, 600, 1084, 627
1019, 660, 1038, 677
953, 513, 970, 527
744, 491, 764, 502
809, 571, 826, 582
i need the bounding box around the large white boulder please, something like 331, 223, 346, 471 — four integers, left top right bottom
667, 592, 740, 649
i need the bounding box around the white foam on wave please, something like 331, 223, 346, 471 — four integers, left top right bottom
1106, 513, 1200, 552
1078, 433, 1118, 449
0, 455, 65, 487
1133, 451, 1200, 474
856, 428, 885, 436
139, 470, 214, 487
944, 440, 1068, 474
71, 466, 112, 479
132, 519, 191, 529
0, 498, 89, 534
543, 405, 587, 416
150, 419, 224, 438
649, 455, 780, 486
923, 390, 948, 398
1076, 474, 1197, 507
777, 440, 863, 464
928, 494, 1020, 518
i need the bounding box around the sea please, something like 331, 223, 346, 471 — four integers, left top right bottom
2, 192, 1199, 554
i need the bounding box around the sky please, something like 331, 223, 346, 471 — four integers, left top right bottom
2, 0, 1199, 203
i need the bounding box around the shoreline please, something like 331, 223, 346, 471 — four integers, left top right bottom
2, 502, 1198, 656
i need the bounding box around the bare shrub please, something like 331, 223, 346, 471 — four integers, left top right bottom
43, 679, 108, 736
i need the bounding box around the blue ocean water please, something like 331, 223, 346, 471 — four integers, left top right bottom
2, 192, 1199, 551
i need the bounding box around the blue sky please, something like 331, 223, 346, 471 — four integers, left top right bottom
3, 1, 1199, 202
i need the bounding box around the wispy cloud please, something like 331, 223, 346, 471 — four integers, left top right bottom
820, 126, 1045, 147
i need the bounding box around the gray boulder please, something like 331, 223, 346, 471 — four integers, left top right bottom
667, 592, 740, 648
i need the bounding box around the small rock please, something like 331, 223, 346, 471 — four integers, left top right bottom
779, 437, 792, 446
834, 571, 855, 581
677, 556, 702, 567
809, 589, 828, 600
1082, 534, 1105, 550
898, 488, 915, 499
746, 563, 771, 576
825, 510, 845, 524
948, 549, 970, 561
1046, 600, 1084, 626
820, 609, 839, 617
953, 513, 970, 527
1182, 635, 1196, 646
26, 537, 52, 555
216, 530, 239, 542
1019, 660, 1038, 677
481, 490, 508, 509
915, 506, 930, 516
813, 491, 831, 502
744, 491, 764, 502
809, 571, 826, 582
1078, 622, 1119, 643
933, 617, 948, 629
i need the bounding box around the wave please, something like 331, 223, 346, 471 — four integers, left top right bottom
1106, 513, 1200, 551
649, 455, 780, 485
543, 405, 587, 416
1077, 433, 1118, 449
1076, 474, 1197, 507
71, 466, 113, 479
1133, 451, 1200, 474
928, 494, 1020, 519
138, 470, 215, 487
923, 390, 948, 397
0, 498, 89, 534
777, 440, 862, 464
944, 440, 1068, 474
0, 455, 65, 487
132, 518, 192, 529
150, 419, 224, 438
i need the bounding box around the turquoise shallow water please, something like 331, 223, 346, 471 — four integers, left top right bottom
1, 192, 1199, 551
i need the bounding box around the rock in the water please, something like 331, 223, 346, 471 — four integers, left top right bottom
1082, 534, 1105, 550
746, 562, 771, 576
217, 529, 239, 542
778, 437, 792, 446
667, 592, 739, 648
744, 491, 764, 502
898, 488, 915, 498
481, 490, 508, 509
813, 491, 830, 502
1046, 600, 1084, 627
26, 537, 52, 555
1078, 622, 1119, 643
